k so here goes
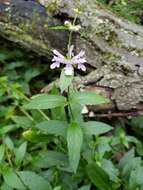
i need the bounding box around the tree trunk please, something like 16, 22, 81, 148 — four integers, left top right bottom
1, 0, 143, 113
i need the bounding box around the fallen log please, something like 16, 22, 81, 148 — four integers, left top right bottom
1, 0, 143, 112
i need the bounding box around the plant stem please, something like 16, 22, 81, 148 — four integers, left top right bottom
15, 89, 50, 121
19, 106, 35, 122
67, 87, 74, 121
68, 15, 77, 50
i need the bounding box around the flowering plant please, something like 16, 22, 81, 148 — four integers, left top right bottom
50, 45, 86, 75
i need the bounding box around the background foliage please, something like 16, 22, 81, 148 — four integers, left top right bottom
1, 1, 143, 189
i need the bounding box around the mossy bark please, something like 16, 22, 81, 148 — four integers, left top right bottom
1, 0, 143, 112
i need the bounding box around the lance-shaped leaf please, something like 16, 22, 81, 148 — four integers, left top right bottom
70, 92, 109, 105
67, 122, 83, 173
24, 94, 67, 109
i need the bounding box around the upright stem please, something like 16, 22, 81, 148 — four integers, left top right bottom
67, 87, 74, 121
68, 15, 77, 50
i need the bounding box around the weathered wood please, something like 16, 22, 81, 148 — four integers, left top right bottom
1, 0, 143, 112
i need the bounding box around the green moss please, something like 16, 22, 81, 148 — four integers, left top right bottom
96, 0, 143, 24
0, 22, 51, 54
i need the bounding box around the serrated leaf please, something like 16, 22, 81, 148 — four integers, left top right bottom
17, 171, 52, 190
83, 121, 113, 136
70, 92, 109, 105
35, 120, 67, 137
24, 94, 67, 109
60, 69, 73, 93
67, 122, 83, 173
86, 163, 113, 190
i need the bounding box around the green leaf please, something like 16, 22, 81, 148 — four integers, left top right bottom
17, 171, 52, 190
118, 148, 135, 170
86, 163, 113, 190
0, 145, 5, 162
14, 142, 27, 166
78, 185, 91, 190
12, 116, 34, 129
32, 151, 68, 168
22, 129, 50, 143
2, 168, 26, 190
83, 121, 113, 136
3, 136, 14, 150
1, 183, 13, 190
53, 186, 61, 190
101, 159, 119, 182
0, 125, 17, 135
60, 69, 73, 93
35, 120, 67, 137
129, 166, 143, 190
70, 91, 109, 105
122, 157, 141, 179
24, 94, 67, 109
67, 122, 83, 173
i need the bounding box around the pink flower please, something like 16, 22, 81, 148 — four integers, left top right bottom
50, 45, 86, 75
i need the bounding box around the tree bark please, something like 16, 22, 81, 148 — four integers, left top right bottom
1, 0, 143, 112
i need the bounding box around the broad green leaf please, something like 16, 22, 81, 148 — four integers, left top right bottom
24, 94, 67, 109
129, 166, 143, 190
122, 157, 141, 179
1, 183, 13, 190
0, 145, 5, 162
67, 122, 83, 173
130, 116, 143, 129
53, 186, 61, 190
86, 163, 113, 190
0, 125, 17, 135
32, 151, 68, 168
35, 120, 67, 137
83, 121, 113, 136
12, 116, 34, 129
101, 159, 119, 182
17, 171, 52, 190
3, 136, 14, 150
24, 68, 40, 82
14, 142, 27, 166
118, 148, 135, 169
2, 168, 26, 190
70, 92, 109, 105
23, 129, 50, 143
78, 185, 91, 190
60, 69, 73, 93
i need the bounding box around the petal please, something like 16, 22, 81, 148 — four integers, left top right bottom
73, 50, 85, 59
78, 63, 86, 71
50, 62, 60, 69
75, 58, 86, 64
64, 64, 73, 75
52, 56, 65, 63
53, 49, 64, 58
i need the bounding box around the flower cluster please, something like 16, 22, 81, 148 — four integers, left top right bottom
64, 21, 81, 32
50, 45, 86, 75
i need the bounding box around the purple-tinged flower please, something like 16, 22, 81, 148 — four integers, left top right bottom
50, 45, 86, 75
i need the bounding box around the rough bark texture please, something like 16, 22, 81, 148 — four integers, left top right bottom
1, 0, 143, 112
